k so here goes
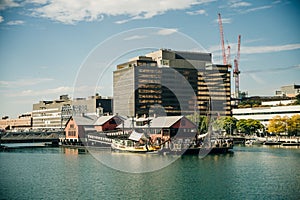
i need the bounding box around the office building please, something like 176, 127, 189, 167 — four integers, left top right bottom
32, 95, 72, 130
32, 94, 113, 130
113, 49, 231, 117
0, 113, 32, 131
276, 84, 300, 97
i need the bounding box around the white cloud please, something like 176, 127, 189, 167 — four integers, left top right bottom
209, 43, 300, 64
156, 28, 178, 36
248, 73, 265, 84
272, 0, 281, 4
244, 5, 272, 13
26, 0, 49, 4
26, 0, 215, 24
241, 43, 300, 54
221, 18, 232, 24
0, 78, 54, 88
0, 0, 19, 10
0, 16, 3, 23
7, 20, 25, 25
115, 19, 130, 24
124, 35, 147, 41
214, 17, 232, 24
6, 86, 73, 97
229, 1, 251, 8
186, 9, 207, 15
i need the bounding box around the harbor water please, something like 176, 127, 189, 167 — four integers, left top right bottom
1, 146, 299, 200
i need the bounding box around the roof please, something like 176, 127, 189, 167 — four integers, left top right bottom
72, 114, 98, 126
93, 115, 115, 126
128, 130, 147, 141
117, 116, 184, 129
149, 116, 183, 128
84, 127, 97, 132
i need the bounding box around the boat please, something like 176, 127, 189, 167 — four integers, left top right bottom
158, 98, 233, 155
264, 141, 282, 145
245, 137, 264, 145
245, 140, 254, 145
281, 142, 300, 146
111, 130, 160, 153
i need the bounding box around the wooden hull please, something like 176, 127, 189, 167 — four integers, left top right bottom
159, 146, 233, 155
111, 140, 158, 153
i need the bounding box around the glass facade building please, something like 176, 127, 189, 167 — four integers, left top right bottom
113, 49, 231, 117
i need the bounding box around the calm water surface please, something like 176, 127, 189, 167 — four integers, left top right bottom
1, 146, 299, 200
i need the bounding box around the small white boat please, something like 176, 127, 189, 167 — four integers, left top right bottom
245, 140, 254, 145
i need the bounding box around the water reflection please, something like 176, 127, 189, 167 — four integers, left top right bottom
89, 149, 180, 173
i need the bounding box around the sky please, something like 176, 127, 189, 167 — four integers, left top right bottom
0, 0, 299, 118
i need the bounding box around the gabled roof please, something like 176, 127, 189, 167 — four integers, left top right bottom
93, 115, 116, 126
116, 117, 136, 129
149, 116, 183, 128
117, 116, 186, 129
72, 114, 98, 126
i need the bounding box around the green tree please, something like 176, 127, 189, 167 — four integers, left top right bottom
186, 114, 208, 134
295, 94, 300, 105
214, 116, 238, 135
237, 119, 263, 135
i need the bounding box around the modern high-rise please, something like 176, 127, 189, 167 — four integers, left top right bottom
113, 49, 231, 117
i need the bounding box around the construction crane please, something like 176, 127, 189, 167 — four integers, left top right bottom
218, 13, 227, 65
233, 35, 241, 99
226, 41, 231, 67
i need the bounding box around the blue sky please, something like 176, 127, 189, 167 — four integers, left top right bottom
0, 0, 299, 118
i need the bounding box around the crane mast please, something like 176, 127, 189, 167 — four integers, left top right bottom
233, 35, 241, 99
227, 44, 231, 67
218, 13, 227, 65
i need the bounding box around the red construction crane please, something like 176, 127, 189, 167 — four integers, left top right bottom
226, 42, 231, 67
218, 13, 227, 65
233, 35, 241, 99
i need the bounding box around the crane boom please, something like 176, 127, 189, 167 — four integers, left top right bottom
218, 13, 227, 65
236, 35, 241, 65
233, 35, 241, 99
227, 44, 231, 67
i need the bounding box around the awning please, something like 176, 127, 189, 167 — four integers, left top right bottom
197, 132, 208, 139
129, 130, 146, 141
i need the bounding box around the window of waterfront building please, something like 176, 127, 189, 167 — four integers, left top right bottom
68, 130, 76, 136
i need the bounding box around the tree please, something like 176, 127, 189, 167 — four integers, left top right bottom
186, 114, 208, 134
287, 114, 300, 136
268, 115, 288, 135
237, 119, 263, 135
295, 94, 300, 105
214, 116, 238, 135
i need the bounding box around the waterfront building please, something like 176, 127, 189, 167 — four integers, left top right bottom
93, 115, 123, 132
64, 114, 123, 143
232, 105, 300, 127
32, 95, 72, 130
32, 94, 113, 131
0, 113, 32, 131
275, 84, 300, 97
113, 49, 231, 117
64, 114, 98, 143
117, 115, 197, 144
261, 99, 295, 106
